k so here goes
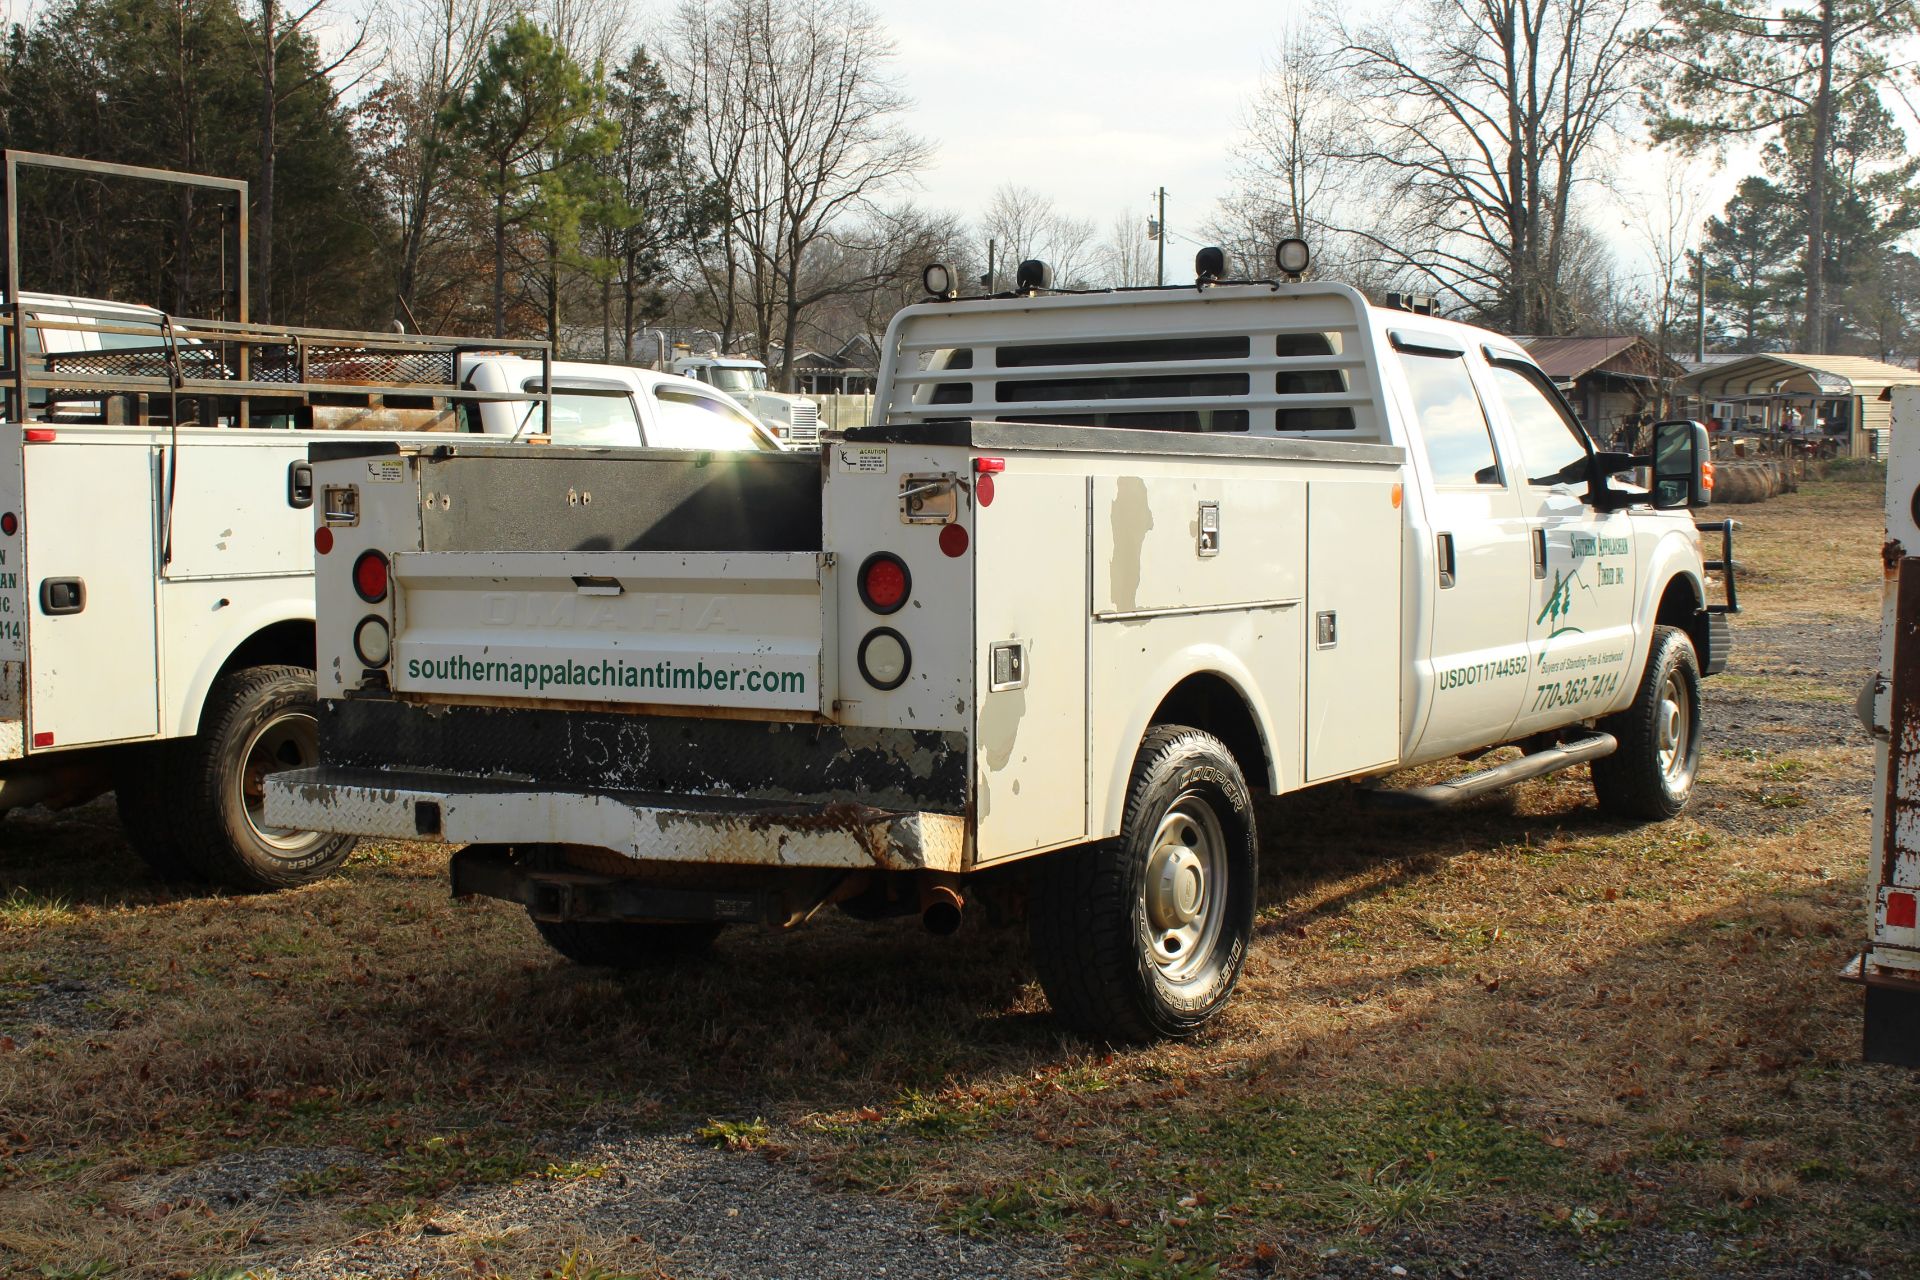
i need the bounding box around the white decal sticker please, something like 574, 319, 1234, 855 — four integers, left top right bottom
364, 459, 406, 484
835, 446, 888, 475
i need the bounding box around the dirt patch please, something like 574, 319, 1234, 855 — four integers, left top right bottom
0, 971, 129, 1048
277, 1130, 1066, 1280
131, 1146, 378, 1213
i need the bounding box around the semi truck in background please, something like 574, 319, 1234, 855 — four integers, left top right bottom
664, 350, 821, 449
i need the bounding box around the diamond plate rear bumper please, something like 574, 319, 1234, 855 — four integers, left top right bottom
263, 767, 968, 872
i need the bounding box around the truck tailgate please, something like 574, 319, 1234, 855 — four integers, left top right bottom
392, 549, 832, 715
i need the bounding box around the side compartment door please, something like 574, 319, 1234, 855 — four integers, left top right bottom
1396, 335, 1534, 760
25, 439, 160, 747
1486, 362, 1641, 733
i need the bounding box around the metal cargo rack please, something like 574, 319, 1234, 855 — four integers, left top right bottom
0, 302, 556, 431
0, 149, 555, 432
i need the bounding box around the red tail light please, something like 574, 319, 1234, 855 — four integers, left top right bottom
352, 550, 389, 603
1890, 891, 1918, 930
857, 552, 910, 614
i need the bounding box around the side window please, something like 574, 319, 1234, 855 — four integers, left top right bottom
521, 380, 643, 446
1489, 365, 1592, 487
1398, 351, 1503, 487
650, 387, 771, 450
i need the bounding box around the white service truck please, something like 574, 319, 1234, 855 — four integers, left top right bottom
268, 269, 1735, 1039
0, 299, 774, 892
667, 352, 821, 448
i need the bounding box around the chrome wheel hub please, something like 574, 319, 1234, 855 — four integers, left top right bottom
1141, 792, 1228, 983
241, 711, 323, 855
1656, 671, 1693, 785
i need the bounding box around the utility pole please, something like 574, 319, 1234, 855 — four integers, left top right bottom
1692, 249, 1706, 364
1154, 187, 1167, 287
985, 239, 996, 294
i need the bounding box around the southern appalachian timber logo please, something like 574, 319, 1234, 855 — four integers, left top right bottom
1536, 568, 1584, 637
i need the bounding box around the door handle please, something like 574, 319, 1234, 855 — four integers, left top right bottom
38, 577, 84, 615
1437, 533, 1456, 589
1532, 528, 1548, 579
288, 460, 314, 509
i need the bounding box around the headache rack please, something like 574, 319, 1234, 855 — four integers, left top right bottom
878, 283, 1391, 442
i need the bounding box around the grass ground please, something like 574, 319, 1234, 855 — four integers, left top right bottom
0, 465, 1914, 1279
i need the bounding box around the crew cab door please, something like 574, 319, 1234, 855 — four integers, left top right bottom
1396, 335, 1534, 759
1485, 361, 1640, 735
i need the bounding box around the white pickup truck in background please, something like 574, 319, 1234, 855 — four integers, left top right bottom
0, 296, 776, 892
269, 259, 1736, 1039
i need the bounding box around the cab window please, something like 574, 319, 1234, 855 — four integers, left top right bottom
650, 386, 775, 450
1398, 351, 1503, 486
1489, 364, 1592, 487
519, 378, 643, 446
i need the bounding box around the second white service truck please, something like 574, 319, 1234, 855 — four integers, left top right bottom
268, 254, 1734, 1040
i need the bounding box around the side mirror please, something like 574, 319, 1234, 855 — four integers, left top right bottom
1652, 419, 1712, 509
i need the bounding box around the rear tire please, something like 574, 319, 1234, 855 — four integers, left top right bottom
1591, 626, 1702, 820
529, 916, 723, 969
1029, 725, 1256, 1043
169, 665, 356, 891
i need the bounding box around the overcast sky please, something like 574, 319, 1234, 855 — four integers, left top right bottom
865, 0, 1273, 254
849, 0, 1762, 290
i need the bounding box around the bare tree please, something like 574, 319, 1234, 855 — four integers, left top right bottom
980, 184, 1097, 287
256, 0, 370, 322
667, 0, 929, 387
369, 0, 515, 329
1317, 0, 1646, 331
1229, 27, 1347, 249
1101, 208, 1155, 286
1629, 149, 1704, 368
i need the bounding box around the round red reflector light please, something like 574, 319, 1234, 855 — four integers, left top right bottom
857, 552, 910, 614
352, 550, 389, 602
939, 524, 969, 558
975, 474, 995, 507
0, 512, 17, 536
314, 526, 334, 555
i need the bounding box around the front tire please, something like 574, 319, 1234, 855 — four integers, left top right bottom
1591, 625, 1702, 820
167, 665, 356, 890
1029, 725, 1257, 1043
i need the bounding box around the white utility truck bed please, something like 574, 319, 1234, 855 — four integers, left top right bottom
269, 272, 1734, 1039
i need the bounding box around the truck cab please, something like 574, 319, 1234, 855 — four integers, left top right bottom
458, 356, 779, 451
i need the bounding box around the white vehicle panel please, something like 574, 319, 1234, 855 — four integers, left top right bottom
1305, 478, 1403, 781
973, 469, 1089, 861
163, 435, 315, 579
391, 551, 829, 714
1092, 474, 1304, 616
24, 439, 161, 747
